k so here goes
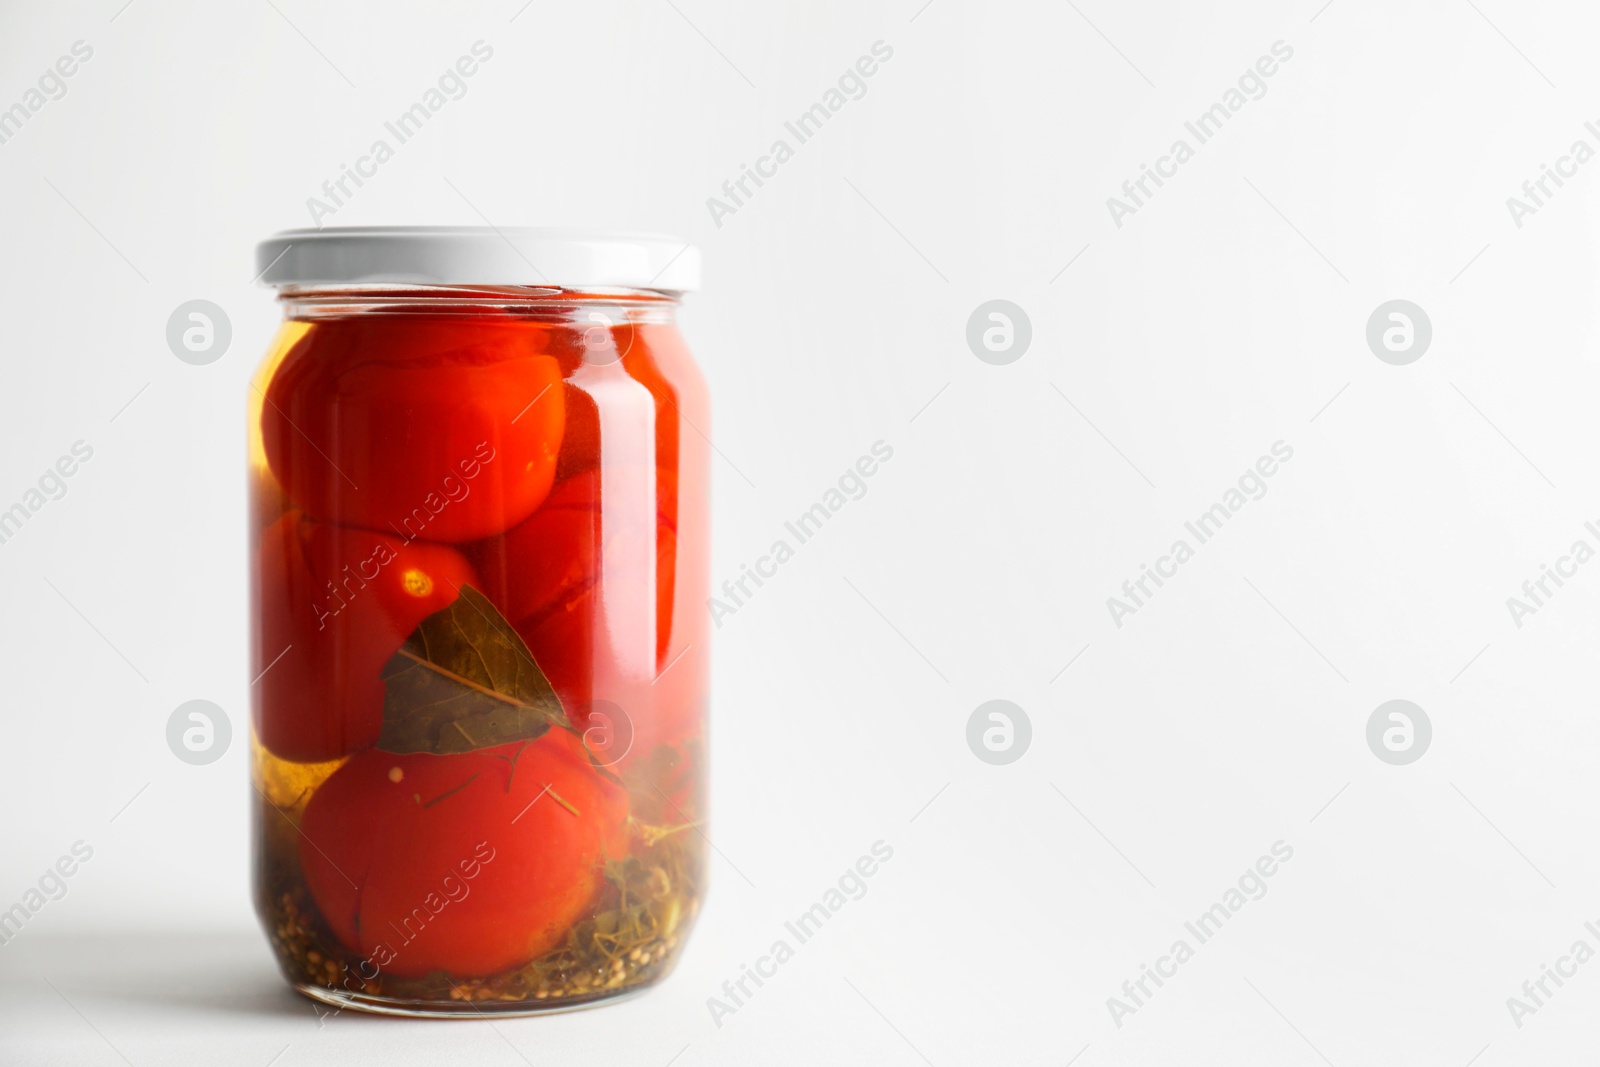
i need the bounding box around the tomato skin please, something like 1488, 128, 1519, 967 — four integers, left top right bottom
508, 528, 675, 702
476, 468, 675, 628
476, 472, 603, 637
467, 470, 681, 755
262, 320, 565, 543
554, 382, 601, 481
298, 730, 629, 978
254, 511, 478, 764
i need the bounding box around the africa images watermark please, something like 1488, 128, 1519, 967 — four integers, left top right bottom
1503, 917, 1600, 1030
0, 40, 94, 148
1105, 441, 1294, 628
705, 840, 895, 1028
1105, 40, 1295, 229
1504, 119, 1600, 229
0, 440, 95, 548
0, 840, 94, 946
311, 839, 498, 1027
705, 40, 895, 228
308, 439, 500, 630
305, 41, 495, 225
708, 440, 894, 627
1503, 518, 1600, 628
1106, 840, 1295, 1028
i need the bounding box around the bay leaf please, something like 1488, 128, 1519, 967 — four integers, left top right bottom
377, 584, 573, 755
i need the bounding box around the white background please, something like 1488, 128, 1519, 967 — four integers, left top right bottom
2, 0, 1599, 1063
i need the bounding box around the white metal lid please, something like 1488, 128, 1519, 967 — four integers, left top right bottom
255, 227, 699, 292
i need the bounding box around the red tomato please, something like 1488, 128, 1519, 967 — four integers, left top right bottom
298, 730, 629, 978
554, 320, 687, 486
509, 527, 675, 697
554, 382, 601, 481
476, 468, 675, 620
262, 319, 565, 542
474, 468, 694, 771
254, 512, 478, 763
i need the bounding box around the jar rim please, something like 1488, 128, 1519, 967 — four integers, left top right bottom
256, 227, 699, 294
272, 285, 684, 322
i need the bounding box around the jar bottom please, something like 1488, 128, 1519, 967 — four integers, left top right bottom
293, 980, 655, 1019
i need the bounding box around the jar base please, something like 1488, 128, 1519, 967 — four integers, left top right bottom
292, 980, 653, 1019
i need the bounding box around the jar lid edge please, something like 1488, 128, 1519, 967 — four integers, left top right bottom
255, 228, 700, 293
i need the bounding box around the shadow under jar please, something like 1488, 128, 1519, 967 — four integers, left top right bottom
247, 229, 709, 1017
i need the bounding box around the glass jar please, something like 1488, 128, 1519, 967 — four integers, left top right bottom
247, 229, 708, 1017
